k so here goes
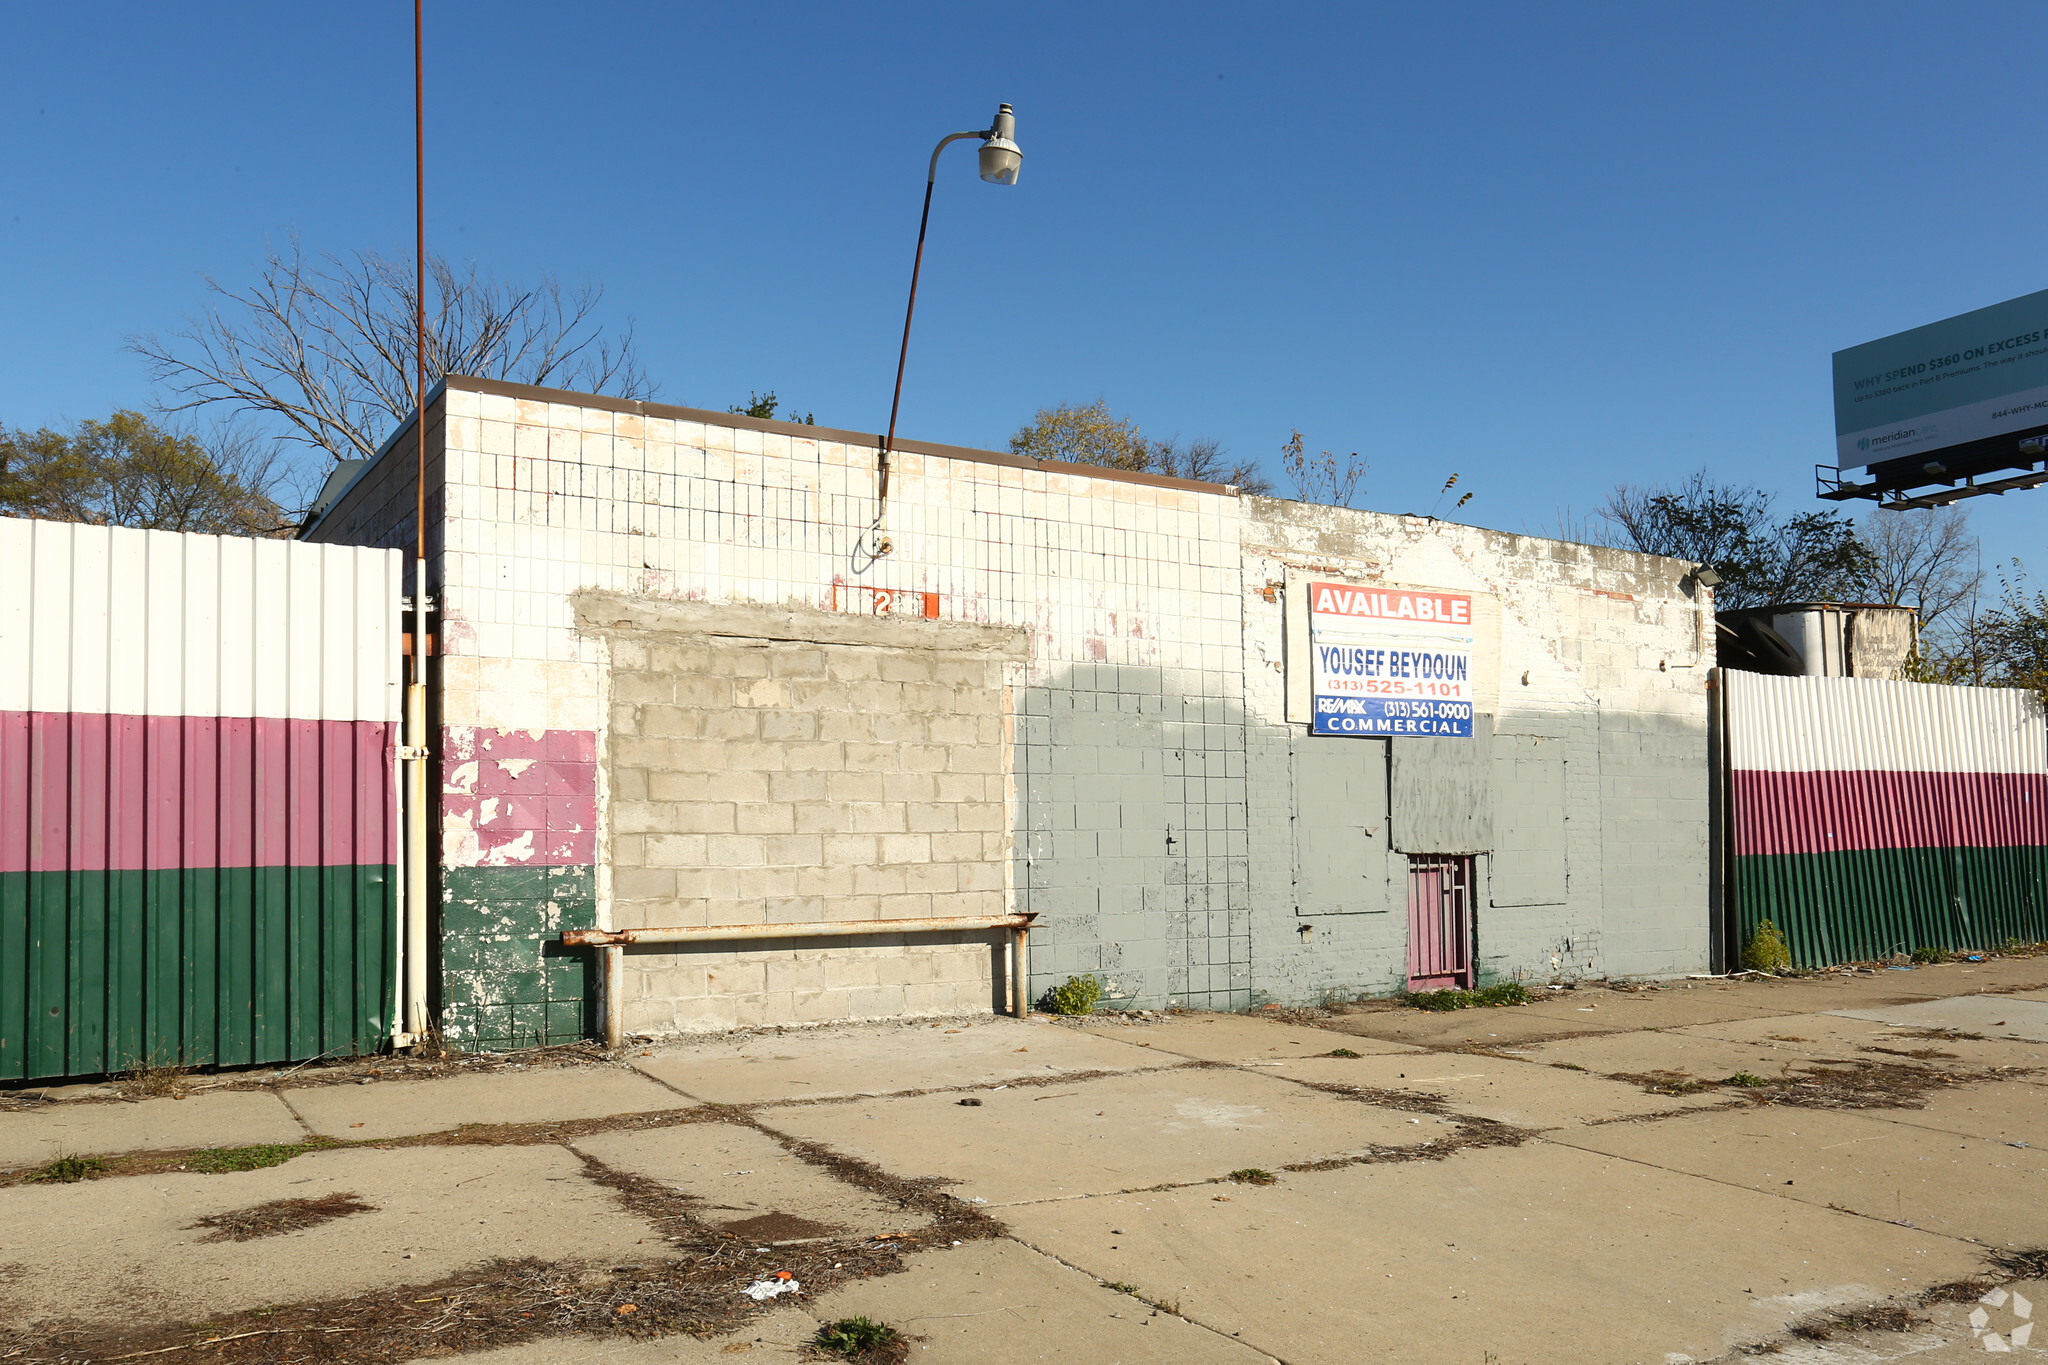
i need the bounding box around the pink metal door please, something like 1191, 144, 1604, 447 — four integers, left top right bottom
1406, 855, 1473, 990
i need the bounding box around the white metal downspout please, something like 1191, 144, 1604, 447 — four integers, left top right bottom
404, 591, 430, 1041
389, 714, 410, 1049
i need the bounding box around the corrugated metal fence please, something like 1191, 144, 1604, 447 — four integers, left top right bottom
1723, 670, 2048, 965
0, 517, 403, 1081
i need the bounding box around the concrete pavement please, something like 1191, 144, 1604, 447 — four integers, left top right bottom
1, 956, 2044, 1363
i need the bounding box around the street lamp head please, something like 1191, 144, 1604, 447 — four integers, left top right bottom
979, 103, 1022, 185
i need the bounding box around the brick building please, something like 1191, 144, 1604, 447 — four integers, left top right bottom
302, 375, 1712, 1049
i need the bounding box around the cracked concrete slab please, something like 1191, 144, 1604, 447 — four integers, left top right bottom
1828, 996, 2048, 1044
0, 1143, 656, 1329
417, 1306, 817, 1363
0, 1090, 304, 1170
1558, 1103, 2048, 1248
807, 1236, 1277, 1363
1804, 1078, 2048, 1149
1076, 1013, 1422, 1062
1702, 1277, 2048, 1362
754, 1066, 1434, 1206
574, 1121, 934, 1242
1514, 1027, 1867, 1080
1680, 1011, 2048, 1073
1265, 1052, 1733, 1127
286, 1067, 687, 1140
998, 1142, 1979, 1365
1507, 986, 1814, 1030
628, 1017, 1163, 1105
1321, 1004, 1620, 1049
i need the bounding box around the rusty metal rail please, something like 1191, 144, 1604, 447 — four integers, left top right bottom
563, 914, 1036, 1047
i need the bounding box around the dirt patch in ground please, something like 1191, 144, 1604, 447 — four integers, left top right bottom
0, 1107, 713, 1187
1279, 1115, 1533, 1174
0, 1253, 840, 1363
1786, 1302, 1922, 1340
1609, 1069, 1721, 1097
189, 1192, 377, 1242
1606, 1059, 2033, 1110
717, 1212, 842, 1243
1276, 1082, 1533, 1172
1293, 1080, 1452, 1114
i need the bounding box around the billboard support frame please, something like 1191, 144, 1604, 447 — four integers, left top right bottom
1816, 458, 2048, 510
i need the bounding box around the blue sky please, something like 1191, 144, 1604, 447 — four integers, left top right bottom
2, 2, 2042, 573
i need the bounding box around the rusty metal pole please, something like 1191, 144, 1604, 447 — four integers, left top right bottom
876, 173, 936, 516
876, 110, 1018, 539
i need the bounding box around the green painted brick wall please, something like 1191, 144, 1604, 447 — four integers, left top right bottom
439, 865, 599, 1051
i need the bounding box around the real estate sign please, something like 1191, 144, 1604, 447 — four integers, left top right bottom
1834, 287, 2048, 470
1309, 583, 1474, 737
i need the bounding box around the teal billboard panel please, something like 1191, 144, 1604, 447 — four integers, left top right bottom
1833, 288, 2048, 470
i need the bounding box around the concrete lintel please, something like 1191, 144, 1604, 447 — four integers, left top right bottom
572, 590, 1031, 659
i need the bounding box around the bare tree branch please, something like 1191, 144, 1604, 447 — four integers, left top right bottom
129, 237, 655, 473
1281, 430, 1367, 507
1856, 505, 1982, 635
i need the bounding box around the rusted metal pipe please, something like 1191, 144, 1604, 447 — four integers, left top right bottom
565, 914, 1034, 948
567, 914, 1038, 1045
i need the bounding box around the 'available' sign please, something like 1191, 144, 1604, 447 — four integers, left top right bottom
1309, 583, 1475, 738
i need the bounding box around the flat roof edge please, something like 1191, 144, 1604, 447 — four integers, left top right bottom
443, 374, 1240, 499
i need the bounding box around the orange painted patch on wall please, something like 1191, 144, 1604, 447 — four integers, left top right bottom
829, 578, 940, 619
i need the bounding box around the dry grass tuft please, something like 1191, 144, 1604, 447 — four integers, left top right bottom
189, 1192, 376, 1242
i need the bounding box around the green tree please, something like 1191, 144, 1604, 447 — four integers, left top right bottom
1010, 399, 1150, 470
1601, 471, 1871, 610
0, 411, 287, 536
728, 390, 814, 424
1009, 400, 1272, 492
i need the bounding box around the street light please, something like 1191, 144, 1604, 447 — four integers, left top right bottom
872, 104, 1023, 546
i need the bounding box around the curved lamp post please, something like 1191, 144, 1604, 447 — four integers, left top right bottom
873, 103, 1022, 542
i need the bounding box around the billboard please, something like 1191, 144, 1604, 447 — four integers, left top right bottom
1309, 583, 1474, 737
1834, 287, 2048, 471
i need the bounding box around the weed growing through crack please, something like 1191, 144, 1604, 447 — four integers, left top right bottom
1104, 1281, 1140, 1295
186, 1141, 327, 1174
1742, 920, 1792, 973
1321, 1048, 1364, 1059
27, 1153, 108, 1183
1038, 975, 1104, 1016
814, 1315, 906, 1361
1724, 1071, 1769, 1088
118, 1055, 190, 1098
1612, 1070, 1716, 1096
1404, 982, 1530, 1012
1228, 1168, 1277, 1185
1910, 945, 1947, 964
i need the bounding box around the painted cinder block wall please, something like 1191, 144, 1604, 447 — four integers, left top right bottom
1237, 500, 1711, 1004
305, 374, 1709, 1044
